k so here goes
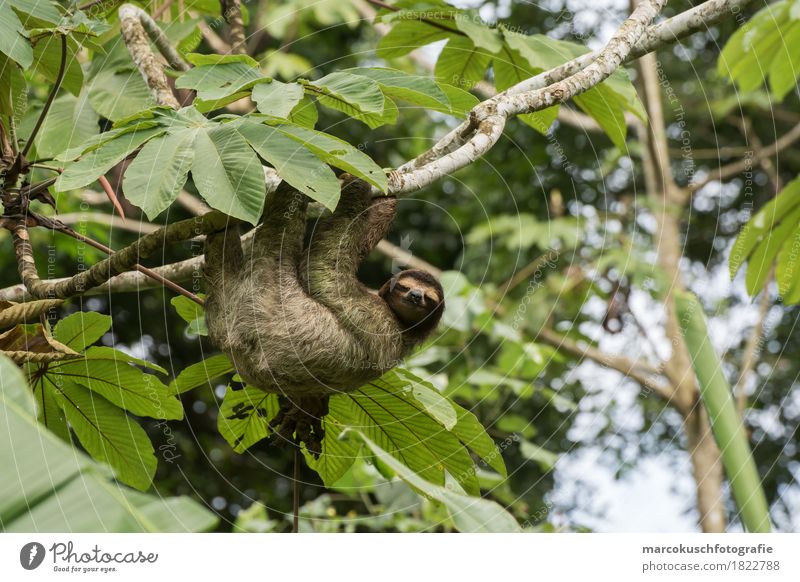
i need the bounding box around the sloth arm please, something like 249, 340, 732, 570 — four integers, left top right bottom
304, 179, 397, 320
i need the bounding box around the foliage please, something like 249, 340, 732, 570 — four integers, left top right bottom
0, 354, 216, 532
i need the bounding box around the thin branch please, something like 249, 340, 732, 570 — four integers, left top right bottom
537, 326, 677, 407
118, 4, 185, 110
198, 21, 232, 54
390, 0, 668, 194
689, 122, 800, 193
394, 0, 756, 183
97, 175, 127, 220
375, 239, 441, 276
21, 35, 67, 159
735, 280, 772, 416
10, 211, 233, 300
52, 217, 205, 305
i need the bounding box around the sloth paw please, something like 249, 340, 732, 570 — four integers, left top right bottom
269, 395, 330, 458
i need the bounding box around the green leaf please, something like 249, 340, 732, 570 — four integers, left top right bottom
0, 53, 26, 122
455, 13, 503, 53
53, 311, 112, 351
53, 381, 157, 491
305, 72, 389, 128
348, 380, 479, 495
56, 127, 164, 191
574, 84, 627, 150
0, 4, 33, 68
266, 122, 388, 192
218, 385, 279, 453
251, 79, 304, 118
1, 370, 216, 531
31, 34, 84, 96
767, 20, 800, 100
123, 129, 197, 219
435, 35, 491, 89
730, 176, 800, 278
745, 204, 800, 295
449, 401, 507, 477
49, 346, 182, 420
351, 430, 521, 532
236, 121, 340, 210
376, 20, 451, 59
32, 91, 99, 159
10, 0, 62, 24
169, 353, 234, 395
87, 69, 155, 121
176, 60, 268, 111
185, 52, 260, 67
169, 294, 208, 336
304, 396, 361, 486
343, 67, 452, 112
776, 226, 800, 303
287, 95, 318, 128
191, 123, 267, 224
32, 375, 70, 441
493, 42, 559, 133
1, 353, 35, 413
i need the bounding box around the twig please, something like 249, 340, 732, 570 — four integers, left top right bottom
292, 447, 300, 533
688, 122, 800, 193
735, 280, 772, 416
10, 211, 233, 300
98, 175, 127, 220
537, 326, 677, 408
21, 35, 67, 159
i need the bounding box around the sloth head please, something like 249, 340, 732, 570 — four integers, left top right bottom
379, 269, 445, 339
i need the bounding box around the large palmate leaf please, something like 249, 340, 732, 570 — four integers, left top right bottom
0, 2, 33, 68
56, 126, 164, 191
251, 79, 305, 118
218, 385, 279, 453
435, 35, 492, 89
718, 0, 800, 100
192, 122, 267, 222
303, 71, 395, 128
730, 175, 800, 302
352, 431, 521, 532
31, 33, 84, 96
32, 91, 99, 159
170, 353, 234, 394
24, 312, 181, 490
123, 128, 198, 218
177, 53, 269, 111
87, 69, 154, 121
235, 120, 341, 209
1, 354, 217, 532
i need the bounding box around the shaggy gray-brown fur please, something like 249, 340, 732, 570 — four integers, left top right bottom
204, 178, 444, 397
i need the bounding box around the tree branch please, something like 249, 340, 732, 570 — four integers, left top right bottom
10, 212, 233, 300
537, 326, 676, 406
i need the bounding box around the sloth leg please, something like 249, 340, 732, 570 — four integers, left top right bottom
304, 177, 397, 299
204, 225, 244, 285
252, 183, 309, 264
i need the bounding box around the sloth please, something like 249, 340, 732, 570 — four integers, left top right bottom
203, 177, 445, 404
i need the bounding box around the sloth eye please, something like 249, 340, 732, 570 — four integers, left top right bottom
393, 283, 409, 292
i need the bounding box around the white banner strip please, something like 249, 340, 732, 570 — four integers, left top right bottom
2, 533, 799, 581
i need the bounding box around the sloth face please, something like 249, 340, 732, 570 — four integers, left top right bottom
380, 270, 445, 333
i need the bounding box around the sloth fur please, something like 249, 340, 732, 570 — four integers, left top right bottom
204, 178, 445, 397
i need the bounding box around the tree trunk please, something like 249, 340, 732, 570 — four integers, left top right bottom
684, 406, 727, 532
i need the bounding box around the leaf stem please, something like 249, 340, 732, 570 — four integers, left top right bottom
21, 34, 67, 159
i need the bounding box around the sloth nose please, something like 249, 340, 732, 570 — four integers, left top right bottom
407, 289, 424, 304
